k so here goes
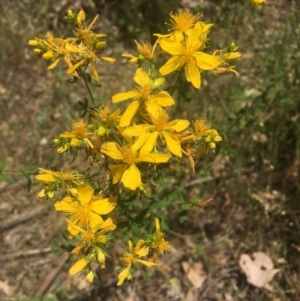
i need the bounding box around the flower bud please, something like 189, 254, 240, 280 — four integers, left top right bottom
97, 126, 106, 136
86, 270, 94, 283
34, 49, 42, 55
28, 39, 38, 46
47, 191, 55, 199
43, 50, 54, 60
70, 138, 80, 147
96, 41, 106, 50
38, 189, 45, 199
77, 10, 85, 27
58, 144, 68, 153
67, 9, 75, 20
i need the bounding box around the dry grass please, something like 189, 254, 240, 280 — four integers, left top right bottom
0, 0, 299, 300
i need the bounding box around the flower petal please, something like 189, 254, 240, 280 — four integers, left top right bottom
151, 91, 175, 107
117, 265, 131, 286
99, 217, 117, 230
89, 213, 104, 229
185, 56, 200, 88
67, 60, 84, 75
153, 77, 165, 88
69, 258, 89, 275
48, 58, 60, 70
137, 153, 171, 163
109, 164, 128, 184
136, 259, 158, 267
194, 52, 221, 70
77, 183, 94, 205
91, 196, 117, 215
134, 68, 150, 87
146, 102, 163, 119
159, 38, 182, 56
139, 132, 159, 156
121, 164, 141, 190
132, 130, 149, 153
54, 196, 78, 212
123, 124, 151, 136
35, 173, 56, 183
112, 90, 140, 103
166, 119, 190, 132
101, 142, 124, 160
101, 56, 116, 63
159, 56, 185, 76
119, 100, 141, 127
163, 132, 182, 157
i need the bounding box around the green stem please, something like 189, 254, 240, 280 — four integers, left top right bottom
169, 70, 182, 96
83, 75, 95, 107
79, 66, 96, 107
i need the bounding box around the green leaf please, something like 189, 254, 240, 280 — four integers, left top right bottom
89, 77, 102, 87
26, 177, 32, 192
178, 89, 195, 103
131, 222, 143, 237
0, 159, 6, 171
78, 97, 89, 117
181, 204, 193, 211
67, 76, 79, 84
0, 173, 12, 183
179, 215, 188, 224
83, 72, 92, 83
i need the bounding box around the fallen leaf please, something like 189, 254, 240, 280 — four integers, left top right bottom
186, 288, 199, 301
182, 261, 206, 289
291, 244, 300, 252
0, 279, 13, 296
225, 293, 234, 301
239, 252, 280, 288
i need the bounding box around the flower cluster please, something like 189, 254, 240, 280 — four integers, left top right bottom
29, 10, 115, 82
31, 9, 240, 285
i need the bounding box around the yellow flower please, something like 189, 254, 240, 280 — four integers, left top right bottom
68, 218, 116, 255
100, 139, 171, 190
60, 119, 94, 149
117, 240, 157, 286
193, 119, 222, 150
168, 11, 199, 36
35, 168, 85, 199
112, 68, 175, 127
149, 218, 172, 262
67, 219, 116, 272
159, 22, 221, 89
251, 0, 266, 6
193, 119, 211, 137
92, 106, 121, 127
124, 110, 189, 157
35, 168, 57, 184
36, 168, 85, 185
122, 40, 156, 64
54, 183, 117, 235
154, 11, 212, 41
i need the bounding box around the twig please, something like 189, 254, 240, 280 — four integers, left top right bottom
0, 204, 48, 231
185, 176, 216, 188
291, 244, 300, 252
33, 252, 69, 297
198, 267, 240, 299
0, 247, 52, 262
0, 180, 26, 194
